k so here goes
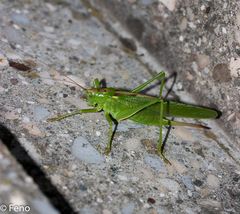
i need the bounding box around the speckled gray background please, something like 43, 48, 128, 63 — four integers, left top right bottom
0, 0, 240, 213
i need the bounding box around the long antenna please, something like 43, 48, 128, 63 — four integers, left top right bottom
64, 75, 87, 91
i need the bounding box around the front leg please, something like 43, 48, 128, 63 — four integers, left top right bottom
47, 108, 99, 122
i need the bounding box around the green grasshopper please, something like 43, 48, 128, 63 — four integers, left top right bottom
48, 72, 219, 164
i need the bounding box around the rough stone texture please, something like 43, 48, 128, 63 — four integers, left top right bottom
0, 140, 58, 214
89, 0, 240, 146
0, 0, 240, 213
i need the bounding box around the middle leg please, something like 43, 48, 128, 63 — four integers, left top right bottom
104, 112, 118, 155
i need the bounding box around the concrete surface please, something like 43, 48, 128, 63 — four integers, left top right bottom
0, 0, 240, 213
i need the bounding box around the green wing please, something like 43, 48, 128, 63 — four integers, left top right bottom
103, 95, 159, 121
129, 101, 218, 126
162, 101, 218, 118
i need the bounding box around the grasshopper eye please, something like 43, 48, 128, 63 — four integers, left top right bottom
93, 78, 100, 88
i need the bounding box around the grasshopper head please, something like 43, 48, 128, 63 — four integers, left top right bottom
85, 87, 101, 107
92, 78, 101, 89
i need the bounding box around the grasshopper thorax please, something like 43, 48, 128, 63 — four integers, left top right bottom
86, 88, 115, 108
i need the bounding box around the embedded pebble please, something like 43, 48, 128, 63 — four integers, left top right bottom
171, 160, 188, 174
0, 54, 9, 68
117, 174, 128, 181
181, 176, 194, 190
33, 106, 50, 121
96, 131, 101, 136
158, 178, 180, 193
230, 57, 240, 78
124, 138, 141, 151
11, 13, 30, 26
144, 155, 166, 172
4, 110, 20, 120
206, 174, 220, 188
197, 199, 221, 210
71, 136, 105, 164
159, 0, 176, 11
187, 190, 193, 197
44, 26, 55, 33
121, 202, 135, 214
22, 123, 44, 137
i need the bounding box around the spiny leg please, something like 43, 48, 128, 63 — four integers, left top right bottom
131, 71, 165, 93
47, 108, 99, 122
156, 73, 171, 164
104, 112, 118, 155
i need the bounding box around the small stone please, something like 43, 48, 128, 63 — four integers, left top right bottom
159, 193, 165, 197
63, 93, 68, 98
193, 179, 203, 187
179, 18, 187, 31
71, 136, 105, 164
171, 160, 188, 174
230, 57, 240, 77
96, 198, 103, 203
0, 54, 9, 68
22, 123, 44, 137
44, 26, 55, 33
222, 27, 227, 34
179, 35, 184, 41
187, 190, 193, 197
159, 178, 180, 193
200, 5, 206, 11
96, 131, 101, 136
196, 54, 210, 70
11, 13, 30, 26
121, 202, 135, 214
144, 155, 166, 172
213, 63, 232, 82
33, 106, 50, 121
147, 197, 156, 204
4, 110, 19, 120
79, 184, 87, 191
117, 174, 128, 181
159, 0, 176, 11
182, 176, 194, 190
197, 199, 221, 210
10, 78, 18, 85
206, 174, 220, 188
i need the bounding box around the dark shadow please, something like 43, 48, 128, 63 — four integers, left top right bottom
161, 124, 173, 153
164, 71, 178, 100
109, 116, 119, 149
100, 79, 107, 88
0, 124, 77, 214
136, 72, 179, 100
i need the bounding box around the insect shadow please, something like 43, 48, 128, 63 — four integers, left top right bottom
0, 123, 77, 214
